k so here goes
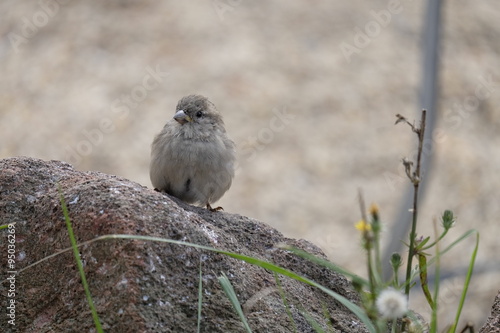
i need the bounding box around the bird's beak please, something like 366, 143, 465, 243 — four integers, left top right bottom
173, 110, 192, 124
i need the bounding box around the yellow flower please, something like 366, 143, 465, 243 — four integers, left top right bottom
355, 219, 371, 232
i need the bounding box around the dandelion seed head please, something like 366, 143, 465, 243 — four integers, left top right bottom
376, 288, 408, 319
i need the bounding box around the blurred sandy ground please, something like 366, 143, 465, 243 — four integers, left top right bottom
1, 0, 499, 328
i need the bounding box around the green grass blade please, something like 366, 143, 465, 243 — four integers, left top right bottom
449, 231, 479, 333
207, 244, 374, 332
425, 229, 477, 269
197, 259, 203, 333
0, 223, 14, 230
218, 272, 252, 333
430, 226, 441, 333
279, 245, 369, 287
301, 310, 326, 333
58, 187, 103, 333
321, 302, 335, 333
274, 272, 298, 333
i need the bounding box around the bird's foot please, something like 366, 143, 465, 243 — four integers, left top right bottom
206, 203, 224, 212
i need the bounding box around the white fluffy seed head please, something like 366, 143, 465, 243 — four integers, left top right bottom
376, 288, 408, 319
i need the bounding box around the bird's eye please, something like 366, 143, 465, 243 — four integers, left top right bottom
195, 111, 203, 118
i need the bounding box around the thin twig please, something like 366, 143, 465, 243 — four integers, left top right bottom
357, 189, 376, 304
358, 189, 368, 224
402, 110, 427, 297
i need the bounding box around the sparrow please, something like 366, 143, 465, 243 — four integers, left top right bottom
150, 95, 236, 211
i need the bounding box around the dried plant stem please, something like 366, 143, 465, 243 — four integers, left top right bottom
403, 110, 427, 297
358, 190, 376, 301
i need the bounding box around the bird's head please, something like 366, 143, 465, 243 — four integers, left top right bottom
173, 95, 224, 129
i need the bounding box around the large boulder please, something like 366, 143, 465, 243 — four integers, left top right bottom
0, 157, 366, 332
480, 291, 500, 333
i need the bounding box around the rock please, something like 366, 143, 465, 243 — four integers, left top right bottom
0, 157, 367, 332
480, 291, 500, 333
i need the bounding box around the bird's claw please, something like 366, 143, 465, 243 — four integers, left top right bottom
206, 203, 224, 212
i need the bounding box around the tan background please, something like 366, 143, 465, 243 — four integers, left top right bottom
1, 0, 499, 329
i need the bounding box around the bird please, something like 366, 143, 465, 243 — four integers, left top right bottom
149, 95, 236, 211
